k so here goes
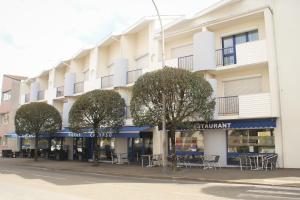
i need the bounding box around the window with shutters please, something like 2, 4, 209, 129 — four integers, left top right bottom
223, 76, 262, 97
1, 90, 11, 102
171, 44, 193, 59
0, 113, 9, 125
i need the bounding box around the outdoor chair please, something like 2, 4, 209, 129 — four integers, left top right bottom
203, 155, 216, 170
111, 153, 118, 164
176, 156, 186, 168
264, 154, 278, 171
208, 155, 221, 170
152, 154, 162, 167
239, 155, 253, 171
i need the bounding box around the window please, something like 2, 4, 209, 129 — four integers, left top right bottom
222, 30, 259, 65
223, 76, 262, 96
227, 129, 275, 165
171, 44, 193, 59
0, 113, 9, 125
83, 70, 89, 81
174, 131, 204, 153
2, 90, 11, 101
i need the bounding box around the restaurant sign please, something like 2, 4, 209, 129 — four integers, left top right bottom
194, 122, 232, 129
192, 118, 276, 130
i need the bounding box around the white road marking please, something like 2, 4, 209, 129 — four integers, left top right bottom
247, 189, 300, 196
0, 169, 20, 173
33, 174, 66, 180
239, 193, 300, 200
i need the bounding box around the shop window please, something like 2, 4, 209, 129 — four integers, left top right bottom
97, 138, 115, 160
38, 139, 49, 149
174, 131, 204, 154
227, 129, 275, 165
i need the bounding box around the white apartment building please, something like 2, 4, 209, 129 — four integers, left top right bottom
6, 0, 300, 168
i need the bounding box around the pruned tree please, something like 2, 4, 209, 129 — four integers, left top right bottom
130, 67, 215, 170
15, 102, 62, 161
69, 90, 125, 164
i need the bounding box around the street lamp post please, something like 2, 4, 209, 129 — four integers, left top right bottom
151, 0, 167, 169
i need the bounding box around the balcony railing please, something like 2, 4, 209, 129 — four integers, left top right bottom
216, 47, 236, 66
101, 75, 113, 89
178, 55, 193, 71
56, 86, 64, 97
74, 82, 84, 94
37, 90, 45, 101
125, 106, 131, 119
127, 69, 142, 84
217, 96, 239, 116
25, 93, 30, 103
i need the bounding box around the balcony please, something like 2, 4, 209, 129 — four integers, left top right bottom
74, 82, 84, 94
37, 90, 45, 101
216, 40, 267, 67
56, 86, 64, 97
217, 93, 272, 118
178, 55, 193, 71
217, 96, 239, 116
101, 75, 113, 89
127, 69, 142, 84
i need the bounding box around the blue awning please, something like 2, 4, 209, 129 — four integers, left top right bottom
16, 126, 153, 139
3, 132, 18, 138
192, 118, 276, 130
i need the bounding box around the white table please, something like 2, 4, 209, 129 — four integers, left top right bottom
248, 155, 265, 170
141, 154, 153, 167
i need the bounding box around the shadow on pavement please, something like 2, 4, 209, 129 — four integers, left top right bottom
201, 185, 300, 200
1, 158, 300, 187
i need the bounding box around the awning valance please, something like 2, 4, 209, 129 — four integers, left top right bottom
13, 126, 153, 139
192, 118, 276, 130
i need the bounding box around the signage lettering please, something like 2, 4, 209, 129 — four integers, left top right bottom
194, 122, 231, 130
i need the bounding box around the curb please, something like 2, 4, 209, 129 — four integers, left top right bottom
14, 163, 300, 188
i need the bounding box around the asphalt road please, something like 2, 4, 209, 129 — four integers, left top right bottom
0, 164, 300, 200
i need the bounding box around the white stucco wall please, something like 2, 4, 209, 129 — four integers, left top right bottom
204, 130, 227, 167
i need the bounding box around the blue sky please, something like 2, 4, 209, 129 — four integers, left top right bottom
0, 0, 220, 87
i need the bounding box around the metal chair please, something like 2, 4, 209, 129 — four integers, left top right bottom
239, 155, 253, 171
152, 154, 162, 167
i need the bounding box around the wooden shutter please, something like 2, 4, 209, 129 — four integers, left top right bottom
223, 76, 262, 96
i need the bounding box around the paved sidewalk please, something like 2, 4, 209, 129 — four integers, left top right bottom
1, 158, 300, 187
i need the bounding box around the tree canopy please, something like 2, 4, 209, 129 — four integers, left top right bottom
15, 102, 62, 161
69, 89, 126, 162
130, 67, 215, 169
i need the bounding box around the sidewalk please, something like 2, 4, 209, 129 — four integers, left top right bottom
2, 158, 300, 187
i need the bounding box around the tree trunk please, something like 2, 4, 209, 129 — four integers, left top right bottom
169, 127, 176, 172
34, 133, 39, 162
93, 127, 99, 165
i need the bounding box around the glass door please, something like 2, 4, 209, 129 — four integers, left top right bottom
222, 36, 235, 65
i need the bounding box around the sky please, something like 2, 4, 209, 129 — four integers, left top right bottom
0, 0, 220, 87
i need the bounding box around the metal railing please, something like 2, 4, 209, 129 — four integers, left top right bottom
216, 47, 236, 66
37, 90, 45, 100
178, 55, 193, 71
125, 106, 131, 119
101, 75, 113, 88
127, 69, 142, 84
25, 93, 30, 103
56, 86, 64, 97
217, 96, 239, 115
74, 81, 84, 94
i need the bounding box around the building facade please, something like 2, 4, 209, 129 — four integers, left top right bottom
0, 75, 27, 153
3, 0, 299, 168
